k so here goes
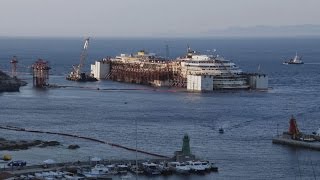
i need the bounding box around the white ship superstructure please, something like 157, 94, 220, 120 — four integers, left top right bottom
178, 48, 249, 90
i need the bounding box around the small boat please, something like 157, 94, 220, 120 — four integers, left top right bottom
129, 164, 144, 174
283, 53, 304, 64
157, 162, 172, 175
142, 162, 161, 175
82, 164, 110, 178
219, 128, 224, 134
186, 161, 206, 173
199, 161, 211, 171
168, 162, 190, 174
116, 164, 129, 174
106, 164, 118, 175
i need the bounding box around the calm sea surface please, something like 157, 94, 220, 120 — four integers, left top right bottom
0, 37, 320, 179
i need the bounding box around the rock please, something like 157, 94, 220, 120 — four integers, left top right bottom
0, 70, 27, 92
38, 141, 60, 148
0, 139, 60, 150
68, 144, 80, 149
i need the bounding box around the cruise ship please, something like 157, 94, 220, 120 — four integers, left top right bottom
90, 48, 268, 91
177, 47, 249, 89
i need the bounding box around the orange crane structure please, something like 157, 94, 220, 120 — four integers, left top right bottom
31, 59, 51, 88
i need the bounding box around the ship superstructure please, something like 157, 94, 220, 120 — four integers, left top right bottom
177, 48, 249, 89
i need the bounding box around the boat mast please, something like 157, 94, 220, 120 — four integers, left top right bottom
135, 118, 138, 180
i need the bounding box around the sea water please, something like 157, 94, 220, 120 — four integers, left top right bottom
0, 37, 320, 179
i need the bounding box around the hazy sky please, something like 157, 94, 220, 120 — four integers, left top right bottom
1, 0, 319, 37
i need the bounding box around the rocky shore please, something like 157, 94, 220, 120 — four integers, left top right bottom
0, 138, 60, 151
0, 70, 27, 92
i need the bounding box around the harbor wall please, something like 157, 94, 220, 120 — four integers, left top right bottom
272, 136, 320, 151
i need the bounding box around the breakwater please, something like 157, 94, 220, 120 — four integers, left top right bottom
272, 135, 320, 151
0, 125, 169, 159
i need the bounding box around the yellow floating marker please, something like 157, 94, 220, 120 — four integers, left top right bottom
3, 154, 12, 161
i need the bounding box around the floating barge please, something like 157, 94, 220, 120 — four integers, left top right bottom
272, 116, 320, 151
66, 38, 97, 82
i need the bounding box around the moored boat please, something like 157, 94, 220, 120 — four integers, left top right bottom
186, 161, 206, 173
168, 162, 190, 174
116, 164, 129, 174
142, 162, 161, 175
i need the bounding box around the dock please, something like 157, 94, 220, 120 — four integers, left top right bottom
272, 116, 320, 151
272, 135, 320, 151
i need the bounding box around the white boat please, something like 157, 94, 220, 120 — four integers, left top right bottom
157, 162, 171, 175
283, 53, 304, 64
177, 47, 249, 89
117, 164, 129, 174
168, 162, 190, 174
187, 161, 206, 173
142, 162, 161, 175
82, 164, 110, 178
199, 161, 211, 171
106, 164, 118, 175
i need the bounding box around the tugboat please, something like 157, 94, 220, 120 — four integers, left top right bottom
283, 53, 304, 65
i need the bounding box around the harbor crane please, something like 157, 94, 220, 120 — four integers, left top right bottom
66, 38, 96, 81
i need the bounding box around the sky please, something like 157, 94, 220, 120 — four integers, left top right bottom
0, 0, 320, 37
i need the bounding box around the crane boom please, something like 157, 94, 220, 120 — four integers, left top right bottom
66, 37, 96, 81
77, 38, 89, 76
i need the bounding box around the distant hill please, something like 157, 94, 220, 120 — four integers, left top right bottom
204, 24, 320, 37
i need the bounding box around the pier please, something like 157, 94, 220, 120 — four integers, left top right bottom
272, 116, 320, 151
272, 135, 320, 151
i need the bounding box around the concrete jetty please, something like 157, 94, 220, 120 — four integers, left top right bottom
272, 135, 320, 151
272, 116, 320, 151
